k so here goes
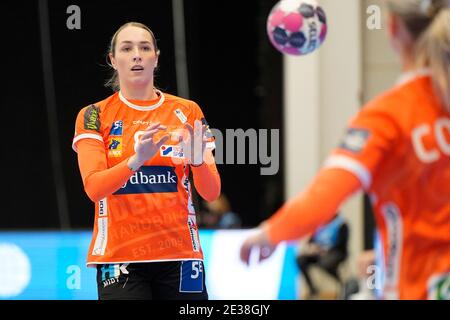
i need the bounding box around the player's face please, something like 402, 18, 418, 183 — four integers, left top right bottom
110, 26, 158, 88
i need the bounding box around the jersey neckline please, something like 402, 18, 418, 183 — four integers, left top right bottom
396, 68, 431, 87
118, 89, 166, 111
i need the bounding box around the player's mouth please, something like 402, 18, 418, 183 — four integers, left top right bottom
131, 65, 144, 72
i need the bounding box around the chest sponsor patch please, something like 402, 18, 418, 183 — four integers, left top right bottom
114, 166, 178, 195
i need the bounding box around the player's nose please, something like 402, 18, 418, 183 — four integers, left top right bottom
132, 48, 142, 62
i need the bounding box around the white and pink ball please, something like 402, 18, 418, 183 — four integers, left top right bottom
267, 0, 327, 56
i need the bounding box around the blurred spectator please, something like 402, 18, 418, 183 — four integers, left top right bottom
200, 194, 242, 229
296, 213, 349, 299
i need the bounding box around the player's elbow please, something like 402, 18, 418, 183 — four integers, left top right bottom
85, 187, 102, 203
83, 177, 103, 203
200, 191, 220, 203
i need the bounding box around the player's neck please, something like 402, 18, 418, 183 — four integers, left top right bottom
120, 84, 157, 101
401, 51, 416, 73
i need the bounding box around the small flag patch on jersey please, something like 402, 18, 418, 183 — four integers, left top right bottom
339, 128, 370, 153
160, 145, 184, 158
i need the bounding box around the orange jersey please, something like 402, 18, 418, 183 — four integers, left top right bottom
325, 72, 450, 299
72, 90, 217, 266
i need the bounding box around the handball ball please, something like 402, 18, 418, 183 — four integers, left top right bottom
267, 0, 327, 56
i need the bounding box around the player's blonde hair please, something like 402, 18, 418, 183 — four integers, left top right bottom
387, 0, 450, 111
105, 22, 160, 92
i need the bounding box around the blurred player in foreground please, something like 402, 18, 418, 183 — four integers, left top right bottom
240, 0, 450, 300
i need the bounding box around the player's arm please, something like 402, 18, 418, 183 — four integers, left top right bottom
266, 104, 401, 244
266, 167, 361, 244
76, 123, 169, 202
77, 138, 134, 202
240, 167, 361, 265
191, 149, 221, 202
240, 104, 400, 264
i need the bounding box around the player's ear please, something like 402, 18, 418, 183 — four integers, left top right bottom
386, 12, 398, 40
386, 13, 402, 54
154, 58, 158, 70
155, 49, 160, 69
109, 52, 117, 70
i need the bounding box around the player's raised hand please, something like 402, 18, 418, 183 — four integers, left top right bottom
182, 120, 207, 166
136, 122, 169, 161
128, 122, 169, 171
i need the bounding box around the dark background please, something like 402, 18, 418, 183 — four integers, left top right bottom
2, 0, 284, 230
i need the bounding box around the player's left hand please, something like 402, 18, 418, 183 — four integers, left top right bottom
240, 225, 277, 266
182, 120, 208, 166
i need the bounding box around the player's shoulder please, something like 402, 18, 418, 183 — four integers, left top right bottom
78, 92, 119, 115
164, 92, 201, 110
361, 76, 430, 117
347, 77, 434, 134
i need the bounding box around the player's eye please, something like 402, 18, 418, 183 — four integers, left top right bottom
142, 46, 151, 51
121, 47, 131, 52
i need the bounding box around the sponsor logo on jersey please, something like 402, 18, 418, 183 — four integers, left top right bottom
108, 120, 123, 157
182, 175, 196, 214
187, 215, 200, 252
160, 145, 184, 158
109, 120, 123, 136
133, 120, 150, 126
340, 128, 370, 153
108, 138, 121, 149
381, 202, 403, 299
114, 166, 178, 195
174, 109, 188, 124
108, 137, 122, 157
98, 199, 107, 217
84, 104, 101, 132
92, 217, 108, 256
428, 272, 450, 300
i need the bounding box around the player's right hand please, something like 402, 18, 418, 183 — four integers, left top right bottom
130, 122, 169, 170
